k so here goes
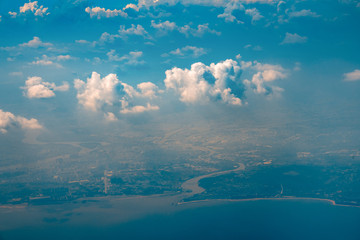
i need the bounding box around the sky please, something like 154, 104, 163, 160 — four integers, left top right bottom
0, 0, 360, 163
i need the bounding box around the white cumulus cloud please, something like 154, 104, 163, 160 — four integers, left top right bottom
344, 69, 360, 81
0, 109, 42, 133
74, 72, 120, 112
151, 20, 177, 35
74, 72, 160, 115
137, 82, 159, 99
85, 7, 127, 19
20, 36, 52, 48
9, 1, 49, 18
240, 60, 287, 95
123, 3, 140, 11
164, 59, 244, 105
22, 76, 69, 99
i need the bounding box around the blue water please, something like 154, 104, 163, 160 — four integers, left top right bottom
2, 200, 360, 240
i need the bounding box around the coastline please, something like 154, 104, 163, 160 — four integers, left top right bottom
178, 196, 360, 208
1, 193, 360, 232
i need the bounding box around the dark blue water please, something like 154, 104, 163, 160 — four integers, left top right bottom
2, 200, 360, 240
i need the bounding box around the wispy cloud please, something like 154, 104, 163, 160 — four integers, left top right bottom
151, 20, 220, 37
280, 32, 307, 44
107, 50, 145, 65
163, 46, 207, 58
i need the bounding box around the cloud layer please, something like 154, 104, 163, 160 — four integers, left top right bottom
74, 58, 287, 119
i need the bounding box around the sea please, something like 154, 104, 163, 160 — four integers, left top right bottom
1, 199, 360, 240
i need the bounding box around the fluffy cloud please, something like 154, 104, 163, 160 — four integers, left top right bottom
56, 55, 73, 61
20, 36, 52, 48
151, 20, 220, 37
151, 20, 177, 35
240, 60, 286, 94
164, 59, 244, 105
280, 32, 307, 44
118, 24, 151, 39
9, 1, 49, 18
0, 36, 56, 53
164, 46, 207, 58
0, 109, 42, 133
85, 4, 144, 19
22, 76, 69, 99
137, 82, 159, 98
344, 69, 360, 81
74, 72, 120, 111
123, 4, 140, 11
74, 72, 160, 114
8, 12, 17, 18
85, 7, 127, 19
75, 59, 286, 115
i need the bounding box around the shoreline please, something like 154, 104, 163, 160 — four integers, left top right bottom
178, 196, 360, 208
1, 194, 359, 210
0, 193, 359, 232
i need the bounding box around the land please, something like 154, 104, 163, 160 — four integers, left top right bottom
184, 163, 360, 207
0, 122, 360, 208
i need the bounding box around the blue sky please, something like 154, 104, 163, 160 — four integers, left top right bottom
0, 0, 359, 157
